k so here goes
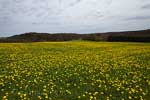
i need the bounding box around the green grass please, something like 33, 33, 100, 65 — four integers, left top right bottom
0, 41, 150, 100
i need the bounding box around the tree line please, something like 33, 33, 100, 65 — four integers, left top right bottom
0, 29, 150, 42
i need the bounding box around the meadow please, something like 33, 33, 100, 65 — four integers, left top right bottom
0, 41, 150, 100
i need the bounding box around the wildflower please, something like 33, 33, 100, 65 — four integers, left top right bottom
18, 92, 21, 95
45, 95, 48, 99
3, 96, 7, 99
93, 92, 99, 96
129, 96, 132, 99
90, 96, 93, 99
23, 94, 27, 97
37, 96, 42, 99
78, 96, 81, 99
100, 92, 104, 95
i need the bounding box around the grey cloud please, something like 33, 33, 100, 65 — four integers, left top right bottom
0, 0, 150, 36
141, 4, 150, 9
67, 0, 83, 7
59, 0, 83, 7
32, 22, 61, 26
125, 16, 150, 21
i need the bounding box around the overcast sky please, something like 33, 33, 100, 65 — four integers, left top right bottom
0, 0, 150, 36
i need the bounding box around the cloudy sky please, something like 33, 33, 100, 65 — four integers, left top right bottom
0, 0, 150, 36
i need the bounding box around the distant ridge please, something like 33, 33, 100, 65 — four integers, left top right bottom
0, 29, 150, 42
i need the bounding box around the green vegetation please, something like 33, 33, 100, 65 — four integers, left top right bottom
0, 41, 150, 100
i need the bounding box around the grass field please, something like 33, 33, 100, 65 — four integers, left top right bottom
0, 41, 150, 100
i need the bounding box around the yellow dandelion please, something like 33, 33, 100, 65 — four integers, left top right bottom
100, 92, 104, 95
37, 96, 42, 99
129, 96, 132, 99
78, 96, 81, 99
45, 95, 48, 99
3, 96, 7, 99
18, 92, 21, 95
23, 94, 27, 97
90, 96, 93, 99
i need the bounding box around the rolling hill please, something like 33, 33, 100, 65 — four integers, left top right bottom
0, 29, 150, 42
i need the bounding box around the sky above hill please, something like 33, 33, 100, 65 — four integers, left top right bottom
0, 0, 150, 36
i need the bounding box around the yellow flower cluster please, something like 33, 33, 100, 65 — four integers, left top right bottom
0, 41, 150, 99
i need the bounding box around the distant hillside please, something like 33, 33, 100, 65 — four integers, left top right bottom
0, 29, 150, 42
